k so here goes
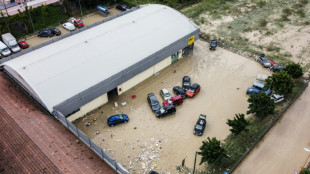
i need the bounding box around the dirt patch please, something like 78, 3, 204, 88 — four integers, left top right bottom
74, 39, 271, 173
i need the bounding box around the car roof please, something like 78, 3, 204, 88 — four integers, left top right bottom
253, 81, 265, 89
183, 76, 190, 80
192, 83, 199, 88
161, 88, 169, 93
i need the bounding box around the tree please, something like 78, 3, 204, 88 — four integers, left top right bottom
226, 113, 251, 135
300, 169, 310, 174
198, 137, 227, 164
41, 5, 49, 25
269, 71, 294, 95
247, 92, 275, 117
285, 63, 303, 79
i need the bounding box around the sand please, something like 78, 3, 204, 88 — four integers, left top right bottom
74, 39, 271, 173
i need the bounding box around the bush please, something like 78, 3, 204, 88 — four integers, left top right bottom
266, 43, 280, 52
285, 63, 303, 78
296, 9, 306, 17
282, 8, 292, 15
259, 19, 268, 27
270, 71, 294, 95
247, 93, 275, 117
257, 1, 266, 7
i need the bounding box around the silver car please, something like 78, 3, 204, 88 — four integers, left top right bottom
160, 88, 172, 101
271, 94, 284, 103
257, 56, 271, 68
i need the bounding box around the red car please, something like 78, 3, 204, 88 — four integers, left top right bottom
68, 17, 84, 28
18, 41, 29, 49
163, 95, 183, 106
186, 83, 200, 98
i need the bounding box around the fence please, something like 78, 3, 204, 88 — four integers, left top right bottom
53, 110, 129, 174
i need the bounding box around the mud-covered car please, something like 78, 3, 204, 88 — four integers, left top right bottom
49, 28, 61, 36
107, 114, 129, 127
37, 29, 53, 37
269, 65, 285, 72
173, 86, 187, 99
116, 4, 128, 11
193, 114, 207, 136
186, 83, 201, 98
147, 93, 161, 112
257, 53, 272, 68
182, 76, 191, 91
155, 105, 176, 118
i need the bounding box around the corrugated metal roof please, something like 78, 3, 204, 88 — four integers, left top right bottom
1, 4, 199, 112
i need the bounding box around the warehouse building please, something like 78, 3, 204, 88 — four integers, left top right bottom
0, 4, 200, 122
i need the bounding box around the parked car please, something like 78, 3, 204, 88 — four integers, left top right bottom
246, 81, 271, 95
163, 95, 183, 106
97, 5, 110, 16
182, 76, 191, 91
149, 171, 159, 174
37, 29, 53, 37
173, 86, 187, 99
62, 22, 75, 31
257, 53, 272, 68
116, 4, 128, 11
2, 33, 20, 53
107, 114, 129, 127
193, 114, 207, 136
147, 93, 161, 112
209, 40, 217, 50
18, 41, 29, 49
186, 83, 201, 98
68, 17, 84, 28
155, 105, 176, 118
269, 65, 285, 72
271, 94, 284, 103
0, 41, 11, 56
160, 88, 172, 101
49, 28, 61, 36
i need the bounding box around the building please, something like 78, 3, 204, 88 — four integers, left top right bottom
0, 4, 200, 122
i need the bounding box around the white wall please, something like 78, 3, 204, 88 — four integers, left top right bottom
67, 93, 108, 122
117, 56, 172, 95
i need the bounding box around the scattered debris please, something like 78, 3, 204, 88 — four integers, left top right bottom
115, 102, 118, 107
121, 102, 127, 106
116, 139, 121, 142
85, 122, 91, 126
94, 130, 100, 135
134, 127, 137, 129
129, 106, 133, 111
131, 94, 136, 99
93, 118, 97, 121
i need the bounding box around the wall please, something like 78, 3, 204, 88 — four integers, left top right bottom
67, 93, 108, 122
117, 55, 172, 95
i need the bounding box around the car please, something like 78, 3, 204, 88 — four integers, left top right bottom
257, 53, 272, 68
209, 40, 217, 50
49, 28, 61, 36
269, 65, 285, 72
271, 94, 284, 103
173, 86, 187, 99
68, 17, 84, 28
160, 88, 172, 101
107, 114, 129, 127
147, 93, 161, 112
149, 171, 159, 174
186, 83, 201, 98
62, 22, 75, 31
246, 81, 271, 95
193, 114, 207, 136
37, 29, 53, 37
182, 76, 191, 91
155, 105, 176, 118
17, 41, 29, 49
116, 4, 128, 11
97, 5, 110, 15
163, 95, 183, 106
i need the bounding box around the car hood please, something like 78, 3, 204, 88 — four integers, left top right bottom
152, 105, 160, 111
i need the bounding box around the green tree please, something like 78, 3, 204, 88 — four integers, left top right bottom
41, 5, 49, 25
226, 113, 251, 135
247, 93, 275, 117
285, 63, 303, 79
269, 71, 294, 95
198, 137, 227, 164
301, 169, 310, 174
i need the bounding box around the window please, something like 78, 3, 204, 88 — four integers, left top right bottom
171, 51, 179, 63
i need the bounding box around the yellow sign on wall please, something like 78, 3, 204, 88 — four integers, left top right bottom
188, 35, 195, 45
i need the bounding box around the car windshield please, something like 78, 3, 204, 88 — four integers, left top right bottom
211, 42, 216, 46
262, 58, 269, 63
164, 93, 171, 98
12, 44, 18, 48
195, 124, 203, 130
151, 100, 159, 106
183, 82, 190, 86
3, 47, 9, 52
76, 20, 82, 24
159, 108, 165, 113
188, 88, 195, 93
119, 115, 123, 119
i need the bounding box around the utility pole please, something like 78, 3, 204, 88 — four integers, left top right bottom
78, 0, 83, 18
193, 151, 198, 174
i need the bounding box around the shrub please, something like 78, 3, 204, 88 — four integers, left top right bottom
266, 43, 280, 52
259, 19, 268, 27
247, 93, 275, 117
285, 63, 303, 79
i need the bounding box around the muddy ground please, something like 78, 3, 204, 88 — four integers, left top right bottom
234, 86, 310, 174
74, 39, 271, 173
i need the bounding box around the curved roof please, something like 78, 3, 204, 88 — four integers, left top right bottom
1, 4, 199, 112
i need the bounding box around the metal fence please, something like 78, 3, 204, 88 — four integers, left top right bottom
53, 110, 129, 174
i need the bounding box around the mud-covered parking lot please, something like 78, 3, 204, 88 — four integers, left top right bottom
74, 39, 271, 173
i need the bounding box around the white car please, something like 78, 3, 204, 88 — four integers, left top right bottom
271, 94, 284, 103
160, 88, 172, 101
62, 22, 75, 31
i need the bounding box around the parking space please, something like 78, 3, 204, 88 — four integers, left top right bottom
74, 39, 271, 173
21, 8, 121, 47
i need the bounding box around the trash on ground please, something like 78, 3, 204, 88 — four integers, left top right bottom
131, 94, 136, 99
85, 122, 91, 126
115, 102, 118, 107
121, 102, 127, 106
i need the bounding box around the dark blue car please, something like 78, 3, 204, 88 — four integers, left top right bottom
107, 114, 129, 127
37, 29, 53, 37
246, 81, 271, 95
